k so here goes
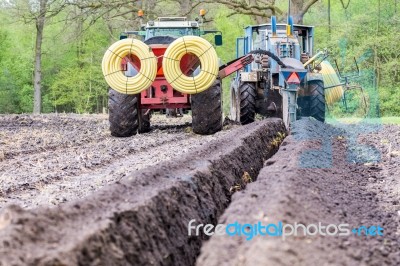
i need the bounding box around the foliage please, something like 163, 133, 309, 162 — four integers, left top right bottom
212, 7, 253, 113
0, 0, 399, 117
305, 0, 400, 117
0, 11, 34, 113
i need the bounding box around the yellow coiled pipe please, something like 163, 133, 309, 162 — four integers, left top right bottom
162, 36, 219, 94
319, 61, 344, 105
102, 38, 157, 95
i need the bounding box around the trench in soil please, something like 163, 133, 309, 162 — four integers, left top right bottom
0, 118, 286, 266
196, 118, 400, 266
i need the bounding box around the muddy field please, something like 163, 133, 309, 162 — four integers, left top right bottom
0, 116, 285, 265
0, 114, 399, 266
198, 119, 400, 266
0, 114, 237, 209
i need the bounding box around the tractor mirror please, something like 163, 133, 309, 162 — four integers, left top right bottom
120, 35, 128, 40
215, 35, 223, 46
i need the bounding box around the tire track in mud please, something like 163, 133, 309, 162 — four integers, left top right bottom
1, 128, 232, 209
1, 118, 191, 159
0, 114, 110, 159
0, 118, 286, 266
0, 114, 236, 209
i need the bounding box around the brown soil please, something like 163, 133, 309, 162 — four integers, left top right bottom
1, 114, 399, 266
0, 116, 286, 266
197, 118, 400, 266
0, 114, 236, 209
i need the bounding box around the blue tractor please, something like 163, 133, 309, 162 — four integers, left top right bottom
230, 16, 330, 128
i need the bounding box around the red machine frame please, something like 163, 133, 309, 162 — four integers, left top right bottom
122, 44, 254, 110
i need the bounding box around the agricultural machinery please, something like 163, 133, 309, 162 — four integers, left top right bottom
230, 16, 344, 128
102, 12, 241, 137
102, 10, 349, 137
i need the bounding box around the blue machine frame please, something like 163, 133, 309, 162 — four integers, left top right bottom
235, 20, 315, 87
231, 16, 319, 128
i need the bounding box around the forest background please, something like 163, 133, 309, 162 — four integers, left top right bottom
0, 0, 398, 117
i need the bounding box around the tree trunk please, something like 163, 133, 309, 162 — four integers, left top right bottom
290, 0, 318, 24
250, 0, 265, 24
290, 0, 305, 24
33, 0, 47, 114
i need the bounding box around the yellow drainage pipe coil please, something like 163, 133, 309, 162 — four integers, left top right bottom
319, 60, 344, 105
162, 36, 219, 94
102, 38, 157, 95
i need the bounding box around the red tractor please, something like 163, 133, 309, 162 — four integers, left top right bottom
105, 16, 228, 137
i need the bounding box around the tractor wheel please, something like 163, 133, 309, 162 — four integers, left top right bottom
109, 89, 150, 136
191, 79, 223, 135
108, 88, 139, 137
309, 80, 326, 122
238, 82, 256, 124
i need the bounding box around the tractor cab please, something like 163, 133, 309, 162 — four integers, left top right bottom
120, 16, 222, 46
144, 17, 201, 39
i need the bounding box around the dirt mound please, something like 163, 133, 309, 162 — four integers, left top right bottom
0, 118, 286, 266
197, 118, 400, 266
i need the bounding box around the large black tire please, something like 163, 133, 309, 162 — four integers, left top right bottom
109, 90, 151, 136
309, 80, 326, 122
108, 89, 139, 137
239, 82, 256, 125
191, 79, 223, 135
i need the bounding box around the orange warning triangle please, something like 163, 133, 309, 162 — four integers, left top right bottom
287, 72, 300, 84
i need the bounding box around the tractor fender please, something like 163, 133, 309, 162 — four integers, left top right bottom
306, 72, 324, 83
300, 72, 324, 97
